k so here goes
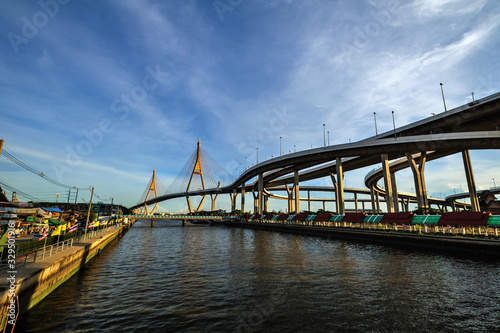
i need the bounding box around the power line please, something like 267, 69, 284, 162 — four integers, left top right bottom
1, 147, 87, 189
0, 146, 112, 203
0, 177, 43, 202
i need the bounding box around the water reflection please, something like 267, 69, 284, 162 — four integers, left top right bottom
16, 220, 500, 332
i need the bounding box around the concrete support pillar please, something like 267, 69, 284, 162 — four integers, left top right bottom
376, 190, 381, 213
308, 191, 311, 212
323, 201, 326, 211
462, 150, 480, 212
285, 184, 293, 213
293, 169, 300, 214
231, 189, 238, 213
264, 195, 269, 213
186, 196, 194, 213
252, 191, 258, 214
381, 154, 394, 213
406, 152, 429, 213
335, 157, 345, 215
151, 218, 154, 227
361, 200, 365, 212
354, 193, 358, 213
240, 186, 245, 213
390, 171, 399, 213
258, 172, 264, 215
370, 185, 377, 214
211, 194, 218, 211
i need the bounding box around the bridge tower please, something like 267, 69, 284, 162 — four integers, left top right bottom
138, 169, 160, 216
186, 138, 207, 213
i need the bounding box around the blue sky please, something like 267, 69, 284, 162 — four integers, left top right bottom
0, 0, 499, 212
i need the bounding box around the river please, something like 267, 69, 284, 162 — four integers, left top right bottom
15, 219, 500, 332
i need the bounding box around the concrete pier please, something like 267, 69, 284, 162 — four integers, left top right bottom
0, 224, 131, 329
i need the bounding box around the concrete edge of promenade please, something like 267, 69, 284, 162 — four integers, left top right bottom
0, 223, 133, 329
214, 220, 500, 257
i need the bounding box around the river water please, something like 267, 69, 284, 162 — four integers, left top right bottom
16, 220, 500, 332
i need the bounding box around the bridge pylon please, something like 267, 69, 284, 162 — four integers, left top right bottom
186, 138, 207, 213
138, 169, 160, 215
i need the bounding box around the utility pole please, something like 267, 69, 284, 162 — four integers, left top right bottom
84, 187, 94, 238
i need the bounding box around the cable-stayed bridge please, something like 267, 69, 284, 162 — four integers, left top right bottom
130, 91, 500, 216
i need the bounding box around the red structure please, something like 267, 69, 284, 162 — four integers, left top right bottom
313, 213, 333, 222
437, 212, 490, 226
342, 213, 366, 223
380, 212, 415, 224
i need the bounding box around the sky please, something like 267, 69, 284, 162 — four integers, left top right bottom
0, 0, 499, 213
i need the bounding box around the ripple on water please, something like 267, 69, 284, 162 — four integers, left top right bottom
15, 222, 500, 332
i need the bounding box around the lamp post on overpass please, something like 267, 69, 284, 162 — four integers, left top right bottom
440, 83, 447, 112
244, 156, 247, 170
323, 124, 326, 147
280, 136, 282, 156
327, 131, 330, 145
373, 112, 378, 136
256, 148, 258, 164
392, 111, 396, 139
493, 178, 497, 188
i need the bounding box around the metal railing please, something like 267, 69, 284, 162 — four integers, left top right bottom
1, 224, 120, 269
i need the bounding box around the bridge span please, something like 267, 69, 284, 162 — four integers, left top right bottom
130, 91, 500, 215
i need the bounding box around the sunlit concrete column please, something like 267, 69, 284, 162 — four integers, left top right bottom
211, 194, 218, 211
361, 201, 365, 213
336, 157, 345, 215
381, 154, 394, 213
406, 152, 429, 213
323, 201, 326, 211
186, 196, 194, 213
253, 191, 258, 214
285, 184, 293, 213
376, 192, 381, 213
462, 150, 480, 212
264, 195, 269, 213
354, 193, 358, 213
231, 189, 238, 212
240, 186, 245, 213
293, 169, 300, 214
258, 172, 264, 215
390, 171, 399, 213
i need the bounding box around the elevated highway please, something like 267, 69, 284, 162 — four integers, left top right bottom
131, 91, 500, 215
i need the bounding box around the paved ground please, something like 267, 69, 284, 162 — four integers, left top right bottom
0, 225, 126, 281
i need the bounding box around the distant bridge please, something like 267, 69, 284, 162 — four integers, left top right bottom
130, 91, 500, 216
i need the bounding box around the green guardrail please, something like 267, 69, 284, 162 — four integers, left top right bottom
411, 215, 441, 224
363, 215, 383, 223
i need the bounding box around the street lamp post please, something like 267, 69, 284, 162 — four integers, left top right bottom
440, 83, 447, 112
392, 111, 396, 139
280, 136, 282, 156
245, 156, 247, 170
323, 124, 326, 147
327, 131, 330, 145
294, 145, 296, 152
493, 178, 497, 188
373, 112, 378, 136
256, 148, 259, 164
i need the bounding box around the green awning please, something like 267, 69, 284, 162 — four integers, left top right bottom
48, 219, 64, 225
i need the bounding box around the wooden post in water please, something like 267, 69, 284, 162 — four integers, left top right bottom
151, 218, 155, 227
